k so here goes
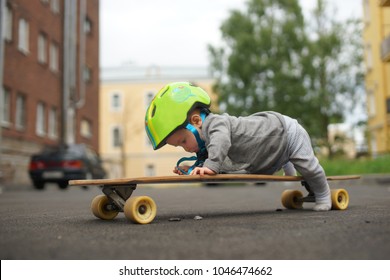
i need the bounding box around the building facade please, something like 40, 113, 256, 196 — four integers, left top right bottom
100, 65, 217, 178
0, 0, 100, 184
363, 0, 390, 156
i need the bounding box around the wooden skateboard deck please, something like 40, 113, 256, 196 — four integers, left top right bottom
69, 174, 361, 224
69, 174, 360, 186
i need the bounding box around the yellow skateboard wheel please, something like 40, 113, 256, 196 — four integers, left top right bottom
331, 189, 349, 210
91, 195, 119, 220
281, 190, 304, 209
124, 196, 157, 224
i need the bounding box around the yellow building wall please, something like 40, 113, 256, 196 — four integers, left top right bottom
100, 74, 216, 179
363, 0, 390, 156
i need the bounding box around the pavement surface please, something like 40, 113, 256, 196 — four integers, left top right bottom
0, 176, 389, 260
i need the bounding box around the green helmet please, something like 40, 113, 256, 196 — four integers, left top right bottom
145, 82, 211, 150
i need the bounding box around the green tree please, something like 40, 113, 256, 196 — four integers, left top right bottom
209, 0, 364, 158
302, 0, 365, 157
209, 0, 308, 118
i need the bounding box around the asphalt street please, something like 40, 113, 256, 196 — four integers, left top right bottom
0, 177, 389, 260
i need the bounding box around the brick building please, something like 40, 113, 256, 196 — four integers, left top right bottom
0, 0, 100, 184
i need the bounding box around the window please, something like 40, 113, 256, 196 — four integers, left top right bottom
50, 0, 60, 14
81, 119, 92, 138
1, 88, 11, 127
387, 98, 390, 114
36, 102, 46, 136
144, 91, 155, 147
145, 91, 155, 108
18, 18, 29, 54
145, 135, 153, 147
48, 107, 58, 139
84, 17, 92, 34
4, 5, 13, 41
145, 164, 155, 177
49, 42, 59, 72
112, 126, 122, 147
15, 94, 26, 130
363, 0, 370, 26
83, 65, 91, 82
37, 33, 47, 64
367, 89, 376, 118
365, 44, 373, 72
111, 92, 122, 111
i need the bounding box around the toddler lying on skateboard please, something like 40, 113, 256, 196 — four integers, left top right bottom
145, 82, 331, 211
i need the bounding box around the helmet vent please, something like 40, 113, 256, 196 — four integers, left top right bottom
160, 87, 169, 98
151, 105, 156, 118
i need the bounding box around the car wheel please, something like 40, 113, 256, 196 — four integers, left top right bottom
33, 181, 45, 190
58, 181, 68, 189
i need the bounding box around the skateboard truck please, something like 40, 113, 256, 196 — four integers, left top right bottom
102, 184, 136, 210
90, 184, 157, 224
281, 180, 350, 210
300, 181, 316, 203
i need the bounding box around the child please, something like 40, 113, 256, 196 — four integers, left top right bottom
145, 82, 331, 211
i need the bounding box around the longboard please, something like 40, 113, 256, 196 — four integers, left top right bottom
69, 174, 360, 224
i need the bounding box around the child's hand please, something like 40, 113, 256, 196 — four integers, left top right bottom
173, 165, 190, 175
190, 166, 216, 176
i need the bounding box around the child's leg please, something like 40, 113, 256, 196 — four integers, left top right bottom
297, 163, 331, 211
287, 124, 331, 211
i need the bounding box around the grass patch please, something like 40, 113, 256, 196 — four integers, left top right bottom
319, 155, 390, 176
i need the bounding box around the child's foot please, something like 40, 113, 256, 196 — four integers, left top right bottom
313, 203, 331, 211
313, 189, 331, 211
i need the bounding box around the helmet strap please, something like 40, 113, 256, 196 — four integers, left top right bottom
185, 111, 207, 149
176, 111, 209, 175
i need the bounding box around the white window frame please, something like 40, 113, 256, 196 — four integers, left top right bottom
15, 94, 26, 130
84, 17, 92, 34
83, 65, 91, 82
48, 107, 58, 139
50, 0, 60, 14
145, 164, 156, 177
4, 5, 13, 41
80, 119, 92, 139
49, 42, 59, 72
363, 0, 370, 26
36, 102, 46, 137
365, 44, 373, 72
144, 91, 155, 108
1, 88, 11, 127
18, 18, 29, 54
110, 92, 123, 112
37, 33, 47, 64
112, 126, 122, 148
144, 91, 155, 147
367, 88, 376, 118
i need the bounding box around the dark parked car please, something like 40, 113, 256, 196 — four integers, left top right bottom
28, 144, 107, 189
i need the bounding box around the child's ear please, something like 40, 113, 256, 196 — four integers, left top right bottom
190, 114, 202, 127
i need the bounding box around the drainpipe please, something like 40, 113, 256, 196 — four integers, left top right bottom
62, 0, 77, 145
62, 0, 70, 145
